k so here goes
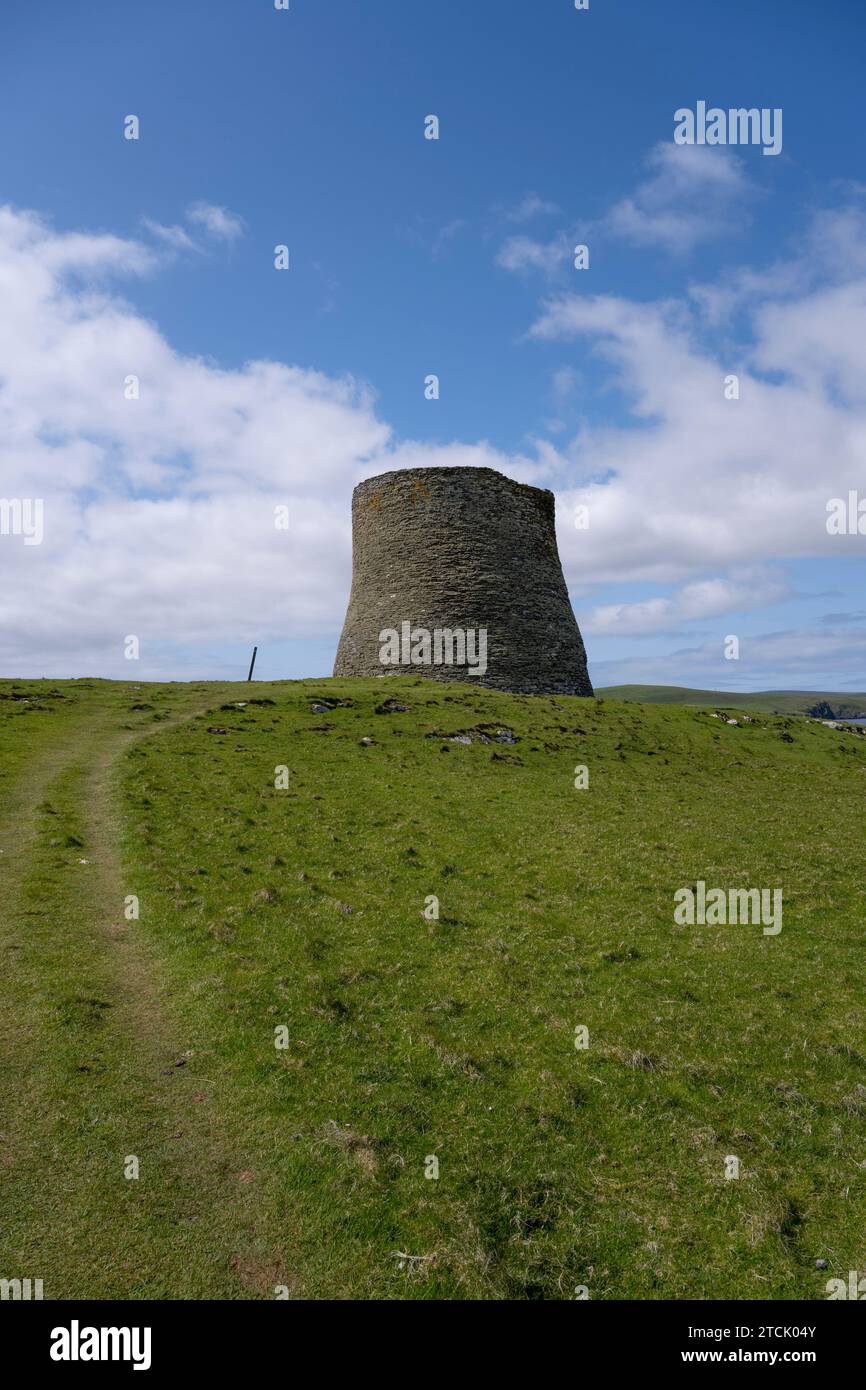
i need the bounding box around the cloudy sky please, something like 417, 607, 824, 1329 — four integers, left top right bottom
1, 0, 864, 690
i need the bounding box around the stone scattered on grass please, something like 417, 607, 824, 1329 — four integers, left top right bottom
375, 698, 410, 714
310, 697, 354, 713
424, 724, 519, 746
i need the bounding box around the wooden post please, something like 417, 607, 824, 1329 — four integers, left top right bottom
247, 646, 258, 681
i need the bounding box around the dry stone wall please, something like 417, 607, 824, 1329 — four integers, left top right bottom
333, 466, 593, 696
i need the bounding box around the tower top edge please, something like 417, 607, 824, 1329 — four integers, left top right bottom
352, 465, 554, 501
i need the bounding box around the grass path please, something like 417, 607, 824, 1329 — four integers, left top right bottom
0, 685, 281, 1298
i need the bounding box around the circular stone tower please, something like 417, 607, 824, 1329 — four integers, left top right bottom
333, 466, 593, 696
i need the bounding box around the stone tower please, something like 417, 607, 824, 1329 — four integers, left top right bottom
333, 466, 593, 696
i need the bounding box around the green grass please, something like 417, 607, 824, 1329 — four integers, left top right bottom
598, 685, 866, 719
1, 676, 865, 1299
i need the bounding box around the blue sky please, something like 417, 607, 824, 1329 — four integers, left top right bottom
1, 0, 865, 690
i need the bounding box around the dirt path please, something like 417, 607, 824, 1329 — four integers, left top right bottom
0, 690, 273, 1299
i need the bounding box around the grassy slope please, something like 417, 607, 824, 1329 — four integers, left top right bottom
598, 686, 866, 718
1, 677, 865, 1300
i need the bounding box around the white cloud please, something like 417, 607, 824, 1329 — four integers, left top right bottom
495, 232, 571, 276
0, 205, 552, 678
432, 218, 467, 260
142, 218, 199, 252
606, 143, 753, 253
186, 201, 245, 242
530, 205, 866, 589
585, 575, 789, 636
495, 143, 752, 275
688, 203, 866, 326
3, 199, 865, 686
504, 193, 560, 224
551, 366, 580, 402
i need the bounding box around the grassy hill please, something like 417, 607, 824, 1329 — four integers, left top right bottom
1, 676, 865, 1300
598, 685, 866, 719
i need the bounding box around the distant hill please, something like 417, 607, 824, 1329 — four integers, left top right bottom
597, 685, 866, 719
